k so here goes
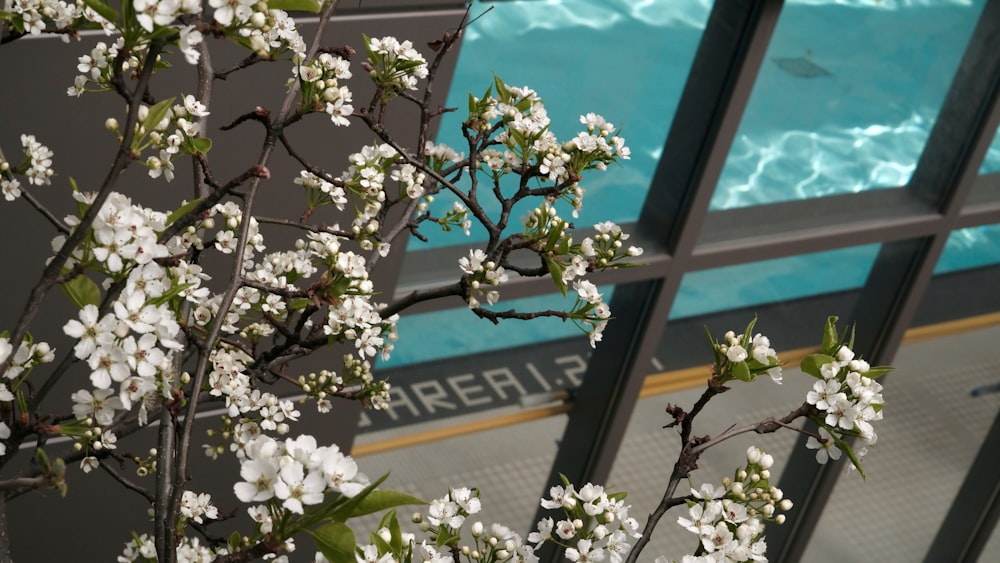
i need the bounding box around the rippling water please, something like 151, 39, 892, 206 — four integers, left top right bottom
387, 0, 1000, 365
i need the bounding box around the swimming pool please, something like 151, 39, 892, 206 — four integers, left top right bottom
385, 0, 1000, 366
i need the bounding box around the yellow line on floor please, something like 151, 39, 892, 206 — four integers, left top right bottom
352, 313, 1000, 457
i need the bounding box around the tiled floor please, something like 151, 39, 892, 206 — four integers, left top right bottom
353, 326, 1000, 561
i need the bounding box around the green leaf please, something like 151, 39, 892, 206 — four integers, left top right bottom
268, 0, 321, 13
329, 473, 389, 521
493, 75, 509, 99
558, 473, 572, 488
863, 366, 893, 379
345, 489, 426, 519
741, 316, 758, 345
388, 509, 403, 552
145, 282, 193, 307
435, 526, 460, 548
732, 360, 752, 382
134, 97, 176, 151
544, 256, 567, 296
60, 271, 101, 308
80, 0, 119, 24
165, 198, 204, 227
185, 136, 212, 155
821, 316, 840, 353
310, 522, 356, 563
837, 437, 866, 479
800, 353, 835, 379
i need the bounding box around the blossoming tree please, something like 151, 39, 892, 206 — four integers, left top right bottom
0, 1, 889, 562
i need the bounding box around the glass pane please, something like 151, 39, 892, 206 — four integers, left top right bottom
803, 324, 1000, 561
408, 0, 712, 251
934, 223, 1000, 274
709, 0, 985, 211
670, 244, 880, 320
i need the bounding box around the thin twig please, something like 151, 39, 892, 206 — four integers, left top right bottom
214, 53, 267, 80
253, 215, 354, 238
100, 459, 155, 503
168, 3, 344, 560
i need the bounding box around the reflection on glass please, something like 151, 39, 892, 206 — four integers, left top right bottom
414, 0, 712, 248
670, 244, 880, 319
934, 224, 1000, 274
804, 325, 1000, 561
711, 0, 986, 210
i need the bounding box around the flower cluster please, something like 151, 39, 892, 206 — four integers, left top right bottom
0, 133, 54, 200
133, 96, 211, 182
133, 0, 201, 32
1, 0, 81, 36
234, 434, 369, 517
207, 346, 302, 434
467, 78, 629, 217
234, 7, 304, 57
707, 319, 783, 385
68, 37, 151, 96
294, 52, 354, 126
118, 532, 229, 563
339, 142, 398, 238
0, 336, 54, 455
60, 194, 185, 408
803, 339, 887, 471
208, 0, 253, 28
295, 169, 349, 211
458, 248, 509, 308
672, 447, 792, 562
364, 35, 429, 99
389, 487, 537, 563
569, 280, 611, 348
531, 479, 641, 563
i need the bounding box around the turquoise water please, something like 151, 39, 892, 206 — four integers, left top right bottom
386, 0, 1000, 367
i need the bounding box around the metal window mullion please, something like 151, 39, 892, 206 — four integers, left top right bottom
924, 405, 1000, 563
